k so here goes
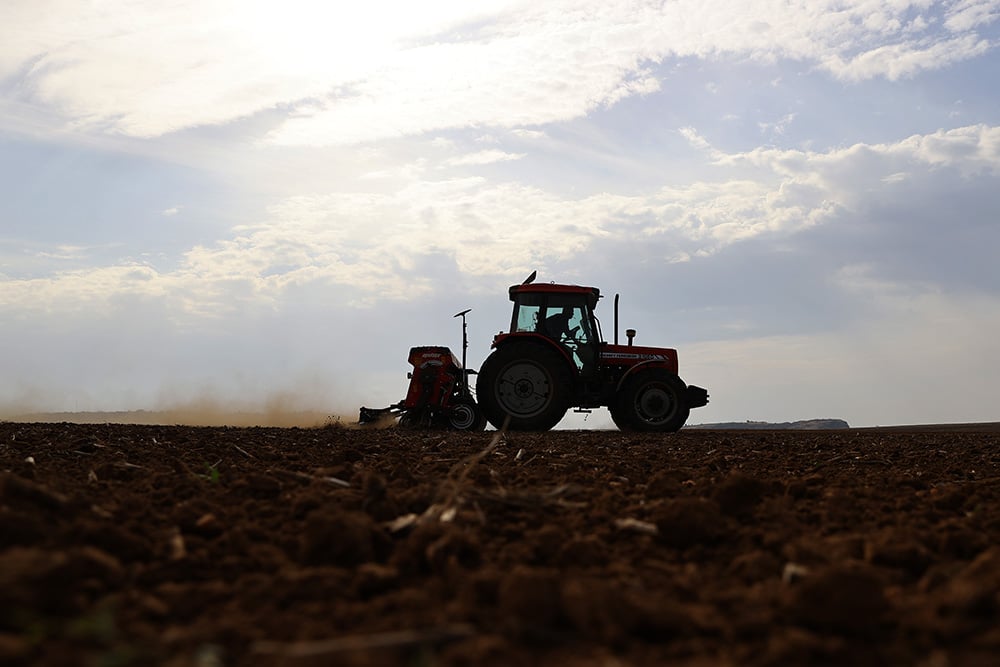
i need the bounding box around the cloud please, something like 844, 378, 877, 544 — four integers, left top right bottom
444, 150, 526, 166
945, 0, 1000, 31
820, 33, 992, 82
717, 124, 1000, 198
3, 1, 998, 144
3, 123, 996, 324
0, 1, 519, 136
34, 244, 89, 261
511, 129, 547, 140
757, 113, 797, 137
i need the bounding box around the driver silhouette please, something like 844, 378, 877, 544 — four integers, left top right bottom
543, 306, 574, 341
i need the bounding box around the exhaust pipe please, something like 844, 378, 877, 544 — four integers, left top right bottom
614, 293, 619, 345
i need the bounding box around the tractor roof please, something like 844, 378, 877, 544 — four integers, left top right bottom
508, 282, 601, 307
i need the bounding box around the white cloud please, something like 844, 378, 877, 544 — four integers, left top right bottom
444, 150, 526, 166
0, 0, 523, 136
758, 113, 797, 137
679, 126, 717, 154
945, 0, 1000, 31
900, 124, 1000, 170
715, 124, 1000, 195
5, 123, 995, 321
34, 245, 89, 261
822, 33, 992, 82
3, 1, 997, 144
510, 129, 547, 140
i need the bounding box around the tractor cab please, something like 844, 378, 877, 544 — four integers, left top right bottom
507, 283, 600, 374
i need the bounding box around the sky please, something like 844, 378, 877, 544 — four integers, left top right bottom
1, 0, 999, 428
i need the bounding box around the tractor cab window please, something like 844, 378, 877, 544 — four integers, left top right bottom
548, 301, 595, 372
541, 304, 592, 346
514, 302, 542, 333
511, 293, 595, 372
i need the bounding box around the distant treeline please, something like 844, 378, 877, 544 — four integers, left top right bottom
686, 419, 850, 430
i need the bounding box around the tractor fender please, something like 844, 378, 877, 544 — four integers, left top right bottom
615, 359, 679, 393
492, 332, 578, 371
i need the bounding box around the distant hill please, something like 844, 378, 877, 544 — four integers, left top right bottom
687, 419, 850, 430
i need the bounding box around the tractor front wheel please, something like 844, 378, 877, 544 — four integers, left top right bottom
476, 342, 571, 431
615, 369, 690, 432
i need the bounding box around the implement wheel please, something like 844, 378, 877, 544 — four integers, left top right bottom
476, 342, 571, 431
447, 397, 487, 431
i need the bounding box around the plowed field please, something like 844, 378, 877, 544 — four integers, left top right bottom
3, 421, 1000, 666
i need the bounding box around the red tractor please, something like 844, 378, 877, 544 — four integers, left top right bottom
360, 273, 708, 432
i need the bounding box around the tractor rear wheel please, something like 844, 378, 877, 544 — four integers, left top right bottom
476, 342, 572, 431
615, 369, 690, 432
447, 396, 487, 431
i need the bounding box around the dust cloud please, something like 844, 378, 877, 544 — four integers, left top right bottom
1, 386, 361, 428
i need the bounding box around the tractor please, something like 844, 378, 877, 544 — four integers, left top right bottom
360, 272, 708, 431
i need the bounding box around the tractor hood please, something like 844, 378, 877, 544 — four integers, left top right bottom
601, 343, 679, 375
